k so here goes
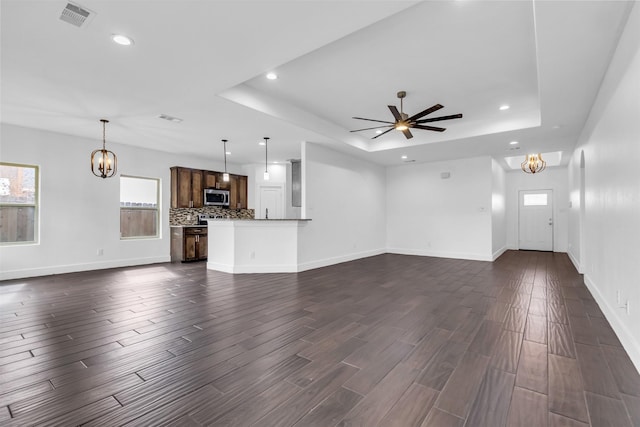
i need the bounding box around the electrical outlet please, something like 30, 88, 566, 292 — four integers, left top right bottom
97, 248, 104, 256
250, 251, 255, 260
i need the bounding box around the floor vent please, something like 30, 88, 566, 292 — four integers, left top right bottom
60, 2, 94, 28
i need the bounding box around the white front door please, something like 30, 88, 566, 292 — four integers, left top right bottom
258, 185, 283, 219
519, 190, 553, 251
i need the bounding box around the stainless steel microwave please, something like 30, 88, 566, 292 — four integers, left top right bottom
204, 188, 229, 207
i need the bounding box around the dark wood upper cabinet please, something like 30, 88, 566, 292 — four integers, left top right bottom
171, 166, 248, 209
191, 169, 203, 207
170, 167, 204, 208
203, 171, 217, 189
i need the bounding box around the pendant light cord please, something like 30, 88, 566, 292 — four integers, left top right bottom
264, 137, 269, 172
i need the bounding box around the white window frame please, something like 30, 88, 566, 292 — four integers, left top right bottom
120, 175, 160, 240
0, 162, 39, 245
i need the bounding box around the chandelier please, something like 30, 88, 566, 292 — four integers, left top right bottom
521, 153, 546, 174
91, 119, 117, 178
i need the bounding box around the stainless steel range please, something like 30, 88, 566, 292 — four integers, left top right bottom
198, 214, 224, 225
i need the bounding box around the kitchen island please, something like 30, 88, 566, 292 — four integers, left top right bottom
206, 219, 311, 273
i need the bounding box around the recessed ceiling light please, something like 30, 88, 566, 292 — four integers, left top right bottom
375, 130, 383, 134
273, 161, 279, 164
499, 105, 510, 111
401, 155, 408, 159
509, 141, 519, 145
266, 72, 278, 80
111, 34, 134, 46
258, 141, 266, 146
552, 125, 561, 129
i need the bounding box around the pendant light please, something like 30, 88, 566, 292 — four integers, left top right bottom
263, 137, 270, 181
521, 153, 546, 174
91, 119, 117, 179
222, 139, 230, 182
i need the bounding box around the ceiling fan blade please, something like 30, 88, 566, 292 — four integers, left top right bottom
372, 127, 395, 139
402, 129, 413, 139
352, 117, 394, 124
388, 105, 402, 121
416, 113, 463, 123
350, 125, 394, 132
407, 104, 443, 122
412, 124, 446, 132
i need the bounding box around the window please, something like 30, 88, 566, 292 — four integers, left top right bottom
0, 163, 38, 244
120, 176, 159, 239
523, 193, 548, 206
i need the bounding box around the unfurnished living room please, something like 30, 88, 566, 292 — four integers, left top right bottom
1, 1, 639, 426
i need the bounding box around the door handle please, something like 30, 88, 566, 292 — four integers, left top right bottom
548, 219, 553, 226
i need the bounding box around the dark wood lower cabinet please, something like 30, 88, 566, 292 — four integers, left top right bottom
170, 226, 207, 262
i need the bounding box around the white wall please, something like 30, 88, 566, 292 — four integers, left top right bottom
568, 3, 640, 371
386, 156, 493, 261
0, 123, 238, 280
491, 158, 507, 259
505, 167, 569, 252
298, 142, 386, 270
244, 162, 301, 220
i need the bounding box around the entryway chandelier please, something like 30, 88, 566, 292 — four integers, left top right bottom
521, 153, 546, 174
91, 119, 117, 178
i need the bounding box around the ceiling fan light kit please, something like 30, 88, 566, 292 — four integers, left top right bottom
351, 91, 463, 139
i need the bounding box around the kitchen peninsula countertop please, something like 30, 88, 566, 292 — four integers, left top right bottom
206, 218, 311, 221
206, 218, 310, 274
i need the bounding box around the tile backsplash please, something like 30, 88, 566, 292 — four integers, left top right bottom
170, 207, 255, 225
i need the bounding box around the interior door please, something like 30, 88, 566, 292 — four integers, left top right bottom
258, 186, 283, 219
519, 189, 553, 251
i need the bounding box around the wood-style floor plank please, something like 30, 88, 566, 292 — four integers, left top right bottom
434, 350, 490, 418
549, 354, 589, 423
292, 386, 362, 427
421, 408, 465, 427
0, 251, 638, 426
574, 342, 620, 398
515, 340, 548, 395
506, 387, 547, 427
584, 391, 631, 427
465, 367, 516, 427
379, 383, 438, 427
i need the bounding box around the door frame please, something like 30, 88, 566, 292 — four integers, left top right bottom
518, 188, 554, 251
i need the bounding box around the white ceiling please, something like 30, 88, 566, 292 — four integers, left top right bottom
0, 1, 634, 169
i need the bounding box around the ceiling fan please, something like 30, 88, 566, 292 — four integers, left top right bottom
351, 91, 463, 139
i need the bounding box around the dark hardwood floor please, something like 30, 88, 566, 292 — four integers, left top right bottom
1, 251, 639, 426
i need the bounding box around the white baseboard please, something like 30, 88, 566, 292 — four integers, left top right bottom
386, 247, 494, 262
206, 261, 298, 274
297, 248, 386, 272
567, 249, 582, 273
492, 246, 508, 261
583, 273, 640, 375
206, 248, 386, 274
0, 256, 171, 281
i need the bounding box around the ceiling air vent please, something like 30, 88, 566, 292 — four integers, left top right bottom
60, 2, 94, 28
159, 114, 183, 123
